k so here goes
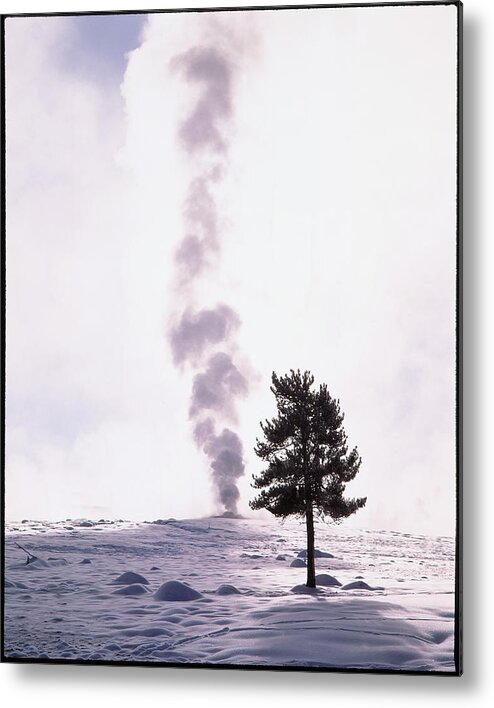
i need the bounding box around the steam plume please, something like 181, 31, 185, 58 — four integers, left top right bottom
193, 418, 245, 514
190, 352, 248, 420
170, 305, 240, 366
175, 175, 221, 280
167, 29, 249, 515
172, 46, 233, 155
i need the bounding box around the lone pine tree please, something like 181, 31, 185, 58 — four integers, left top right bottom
250, 370, 366, 588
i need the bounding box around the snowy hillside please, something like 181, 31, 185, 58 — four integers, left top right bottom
3, 517, 456, 671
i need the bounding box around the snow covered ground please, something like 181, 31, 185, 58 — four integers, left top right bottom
3, 517, 456, 672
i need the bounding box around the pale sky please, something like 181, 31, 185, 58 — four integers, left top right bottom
4, 4, 458, 536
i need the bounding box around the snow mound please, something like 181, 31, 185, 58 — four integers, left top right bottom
154, 580, 202, 601
290, 584, 320, 595
290, 558, 306, 568
113, 571, 149, 585
241, 553, 262, 559
342, 580, 376, 591
216, 584, 241, 596
151, 519, 176, 526
315, 573, 342, 587
297, 549, 334, 559
113, 583, 149, 596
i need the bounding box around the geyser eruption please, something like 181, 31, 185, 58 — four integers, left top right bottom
170, 306, 240, 367
193, 418, 245, 515
190, 352, 248, 420
167, 26, 250, 516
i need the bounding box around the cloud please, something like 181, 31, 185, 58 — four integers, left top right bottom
4, 15, 215, 521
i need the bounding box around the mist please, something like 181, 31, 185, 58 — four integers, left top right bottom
4, 6, 457, 536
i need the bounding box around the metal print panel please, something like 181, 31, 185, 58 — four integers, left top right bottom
1, 2, 462, 674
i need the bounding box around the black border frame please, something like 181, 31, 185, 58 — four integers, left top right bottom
0, 1, 463, 676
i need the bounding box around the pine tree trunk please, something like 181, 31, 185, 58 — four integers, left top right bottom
305, 503, 316, 588
302, 435, 316, 588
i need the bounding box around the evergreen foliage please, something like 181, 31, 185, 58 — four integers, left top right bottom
250, 370, 366, 587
